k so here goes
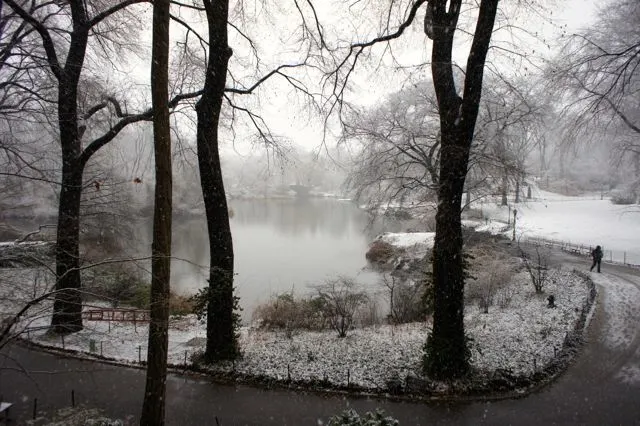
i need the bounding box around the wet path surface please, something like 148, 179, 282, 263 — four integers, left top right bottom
1, 255, 640, 425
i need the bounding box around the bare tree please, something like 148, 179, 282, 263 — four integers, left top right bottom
343, 81, 441, 210
475, 76, 545, 205
344, 73, 544, 211
314, 0, 547, 378
550, 0, 640, 154
3, 0, 209, 333
140, 0, 171, 423
167, 0, 319, 362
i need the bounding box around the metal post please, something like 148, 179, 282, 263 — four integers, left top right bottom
138, 345, 142, 363
512, 209, 517, 241
71, 390, 75, 407
33, 398, 37, 420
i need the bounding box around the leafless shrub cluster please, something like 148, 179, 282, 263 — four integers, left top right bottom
314, 277, 369, 338
381, 274, 425, 324
465, 246, 518, 313
252, 291, 327, 338
520, 245, 550, 294
253, 277, 371, 338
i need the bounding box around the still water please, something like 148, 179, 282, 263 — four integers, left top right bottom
159, 198, 382, 319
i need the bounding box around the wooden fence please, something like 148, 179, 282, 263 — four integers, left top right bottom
82, 308, 150, 323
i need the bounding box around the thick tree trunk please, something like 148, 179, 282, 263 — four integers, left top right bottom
428, 128, 471, 379
141, 0, 171, 424
197, 115, 236, 360
51, 74, 86, 333
48, 2, 90, 333
425, 0, 498, 380
51, 158, 84, 333
197, 0, 238, 362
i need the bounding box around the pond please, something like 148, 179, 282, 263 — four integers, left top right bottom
146, 198, 385, 320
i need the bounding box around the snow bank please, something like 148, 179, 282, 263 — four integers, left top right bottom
376, 232, 435, 249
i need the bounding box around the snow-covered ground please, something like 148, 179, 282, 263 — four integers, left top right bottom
2, 266, 592, 392
376, 232, 435, 249
472, 189, 640, 265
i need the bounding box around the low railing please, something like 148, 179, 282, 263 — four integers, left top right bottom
523, 236, 640, 267
81, 308, 150, 323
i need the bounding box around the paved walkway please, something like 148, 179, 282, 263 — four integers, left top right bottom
1, 255, 640, 425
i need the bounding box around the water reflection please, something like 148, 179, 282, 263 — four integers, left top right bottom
149, 198, 381, 320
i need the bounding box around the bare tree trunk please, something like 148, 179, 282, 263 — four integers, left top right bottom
501, 171, 508, 206
196, 0, 238, 362
140, 0, 171, 424
425, 0, 498, 380
515, 177, 521, 203
50, 45, 89, 332
51, 160, 83, 332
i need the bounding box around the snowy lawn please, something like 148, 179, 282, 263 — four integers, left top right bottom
471, 189, 640, 265
2, 265, 593, 393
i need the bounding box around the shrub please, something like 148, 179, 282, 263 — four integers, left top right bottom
520, 245, 549, 293
189, 285, 241, 322
381, 274, 425, 324
423, 332, 473, 379
252, 291, 327, 336
327, 409, 398, 426
82, 263, 149, 308
496, 286, 516, 309
127, 282, 151, 310
169, 292, 195, 317
314, 277, 368, 338
356, 295, 382, 327
610, 189, 636, 205
465, 246, 517, 313
189, 282, 242, 360
365, 240, 397, 264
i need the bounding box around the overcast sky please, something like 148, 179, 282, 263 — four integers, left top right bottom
104, 0, 602, 170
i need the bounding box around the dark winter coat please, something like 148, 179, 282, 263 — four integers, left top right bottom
592, 246, 603, 261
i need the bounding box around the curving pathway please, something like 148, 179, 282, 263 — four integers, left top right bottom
1, 255, 640, 425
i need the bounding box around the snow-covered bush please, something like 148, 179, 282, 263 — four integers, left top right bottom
365, 240, 398, 264
610, 188, 637, 205
327, 409, 399, 426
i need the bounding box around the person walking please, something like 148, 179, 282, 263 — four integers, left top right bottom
590, 245, 603, 273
